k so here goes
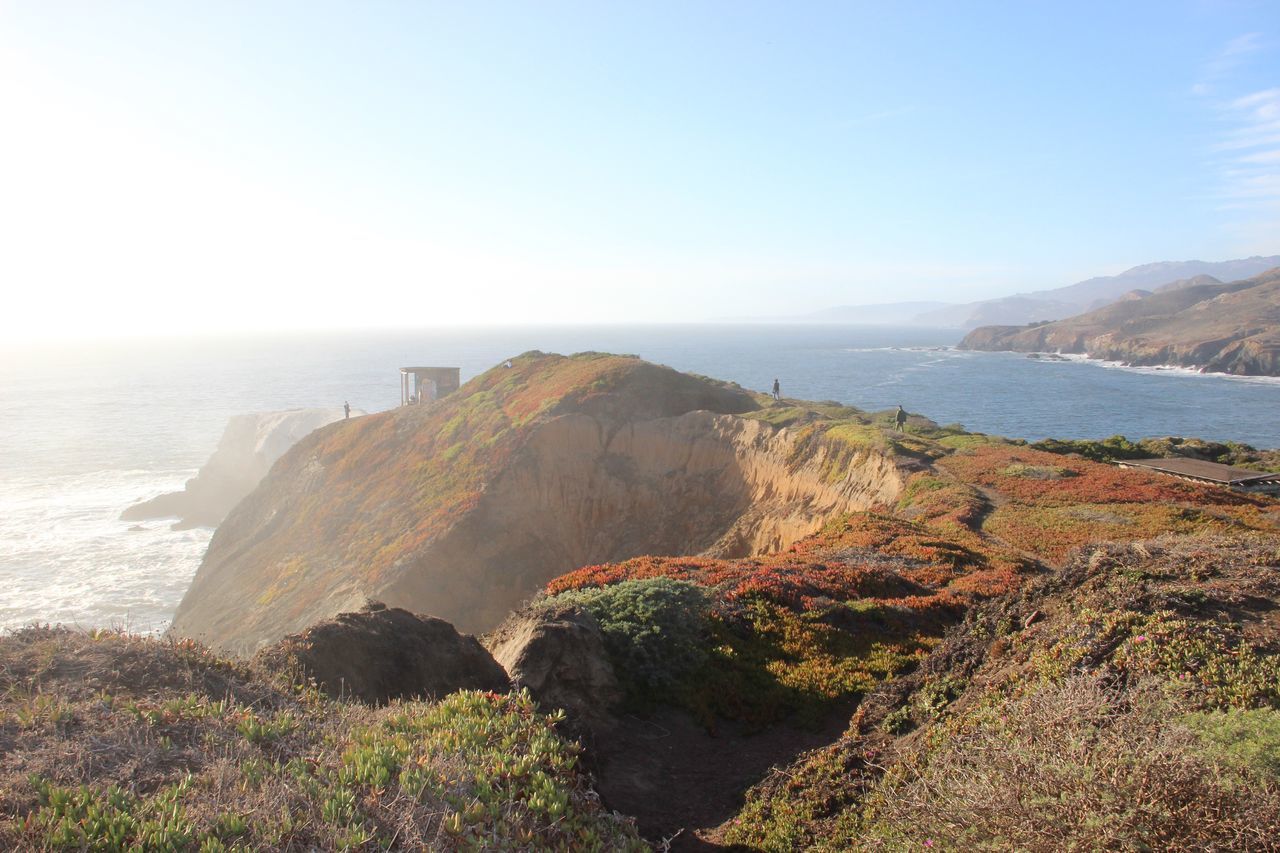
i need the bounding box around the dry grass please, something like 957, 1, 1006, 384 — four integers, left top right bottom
0, 627, 644, 850
724, 533, 1280, 851
861, 676, 1280, 851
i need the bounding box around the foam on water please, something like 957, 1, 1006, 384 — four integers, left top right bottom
1053, 352, 1280, 385
0, 468, 210, 632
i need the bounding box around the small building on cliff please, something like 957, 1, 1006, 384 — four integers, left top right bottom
1116, 457, 1280, 494
400, 367, 461, 405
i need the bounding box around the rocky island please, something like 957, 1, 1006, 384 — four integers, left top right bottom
3, 353, 1280, 849
960, 266, 1280, 376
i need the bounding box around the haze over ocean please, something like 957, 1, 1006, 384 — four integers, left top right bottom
2, 325, 1279, 633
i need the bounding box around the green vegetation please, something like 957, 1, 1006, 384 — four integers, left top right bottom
1033, 433, 1280, 471
1184, 708, 1280, 777
541, 571, 933, 726
544, 578, 709, 694
0, 628, 644, 850
32, 358, 1280, 848
725, 534, 1280, 850
857, 677, 1280, 850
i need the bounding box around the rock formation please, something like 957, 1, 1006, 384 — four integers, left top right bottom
960, 267, 1280, 376
255, 602, 508, 703
123, 407, 361, 529
169, 353, 908, 656
485, 604, 622, 736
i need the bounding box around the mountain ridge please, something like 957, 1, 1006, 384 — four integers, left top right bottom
794, 255, 1280, 328
959, 266, 1280, 376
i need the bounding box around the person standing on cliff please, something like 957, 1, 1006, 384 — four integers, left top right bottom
344, 401, 351, 419
894, 405, 907, 431
772, 378, 781, 400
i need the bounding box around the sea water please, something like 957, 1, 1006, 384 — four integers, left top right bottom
3, 324, 1279, 633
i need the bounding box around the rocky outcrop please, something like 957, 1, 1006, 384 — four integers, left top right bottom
485, 604, 621, 736
960, 267, 1280, 376
123, 408, 361, 529
169, 353, 908, 657
255, 602, 508, 703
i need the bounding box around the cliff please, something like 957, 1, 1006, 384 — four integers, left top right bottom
16, 353, 1280, 848
515, 425, 1280, 841
960, 267, 1280, 375
122, 407, 360, 529
170, 353, 910, 656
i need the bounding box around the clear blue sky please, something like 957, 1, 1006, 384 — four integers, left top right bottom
1, 1, 1277, 337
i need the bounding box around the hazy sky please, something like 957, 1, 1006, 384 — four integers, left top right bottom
2, 1, 1278, 338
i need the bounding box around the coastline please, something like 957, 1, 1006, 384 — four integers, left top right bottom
1044, 351, 1280, 386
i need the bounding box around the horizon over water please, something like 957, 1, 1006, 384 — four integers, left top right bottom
4, 323, 1280, 634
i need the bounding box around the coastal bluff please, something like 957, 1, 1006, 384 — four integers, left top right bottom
122, 407, 361, 529
960, 266, 1280, 376
170, 353, 909, 656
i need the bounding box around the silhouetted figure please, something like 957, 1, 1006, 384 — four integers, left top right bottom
344, 401, 351, 419
772, 378, 781, 400
894, 405, 907, 432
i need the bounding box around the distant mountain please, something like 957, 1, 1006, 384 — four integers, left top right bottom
1153, 274, 1221, 294
915, 256, 1280, 329
960, 267, 1280, 376
798, 256, 1280, 329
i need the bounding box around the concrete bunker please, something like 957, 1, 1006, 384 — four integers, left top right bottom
400, 366, 461, 405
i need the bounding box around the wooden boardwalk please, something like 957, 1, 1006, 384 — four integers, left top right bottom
1116, 457, 1280, 494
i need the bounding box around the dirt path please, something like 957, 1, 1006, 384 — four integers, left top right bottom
592, 698, 860, 850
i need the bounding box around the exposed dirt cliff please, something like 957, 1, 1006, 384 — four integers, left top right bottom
960, 267, 1280, 376
170, 353, 908, 656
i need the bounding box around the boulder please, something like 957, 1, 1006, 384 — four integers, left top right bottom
486, 604, 621, 734
256, 602, 509, 703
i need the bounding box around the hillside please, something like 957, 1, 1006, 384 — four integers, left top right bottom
0, 627, 643, 850
960, 267, 1280, 375
918, 255, 1280, 328
171, 353, 910, 656
12, 355, 1280, 849
519, 423, 1280, 842
724, 533, 1280, 849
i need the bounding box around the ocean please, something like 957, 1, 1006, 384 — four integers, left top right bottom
3, 324, 1279, 634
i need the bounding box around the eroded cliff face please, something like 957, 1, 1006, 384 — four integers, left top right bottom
381, 411, 905, 634
169, 354, 906, 657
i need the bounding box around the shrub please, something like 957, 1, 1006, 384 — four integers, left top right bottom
546, 578, 709, 692
0, 628, 645, 851
1183, 707, 1280, 776
858, 677, 1280, 850
1031, 434, 1145, 462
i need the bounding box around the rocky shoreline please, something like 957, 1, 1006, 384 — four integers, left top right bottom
961, 266, 1280, 377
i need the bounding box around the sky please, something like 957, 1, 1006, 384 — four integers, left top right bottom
1, 1, 1278, 339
